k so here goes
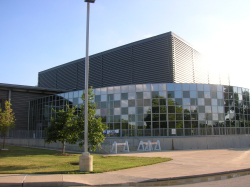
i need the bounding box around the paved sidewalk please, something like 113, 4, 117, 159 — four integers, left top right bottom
1, 148, 250, 186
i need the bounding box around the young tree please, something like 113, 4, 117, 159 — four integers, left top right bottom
45, 105, 78, 154
0, 100, 16, 149
77, 87, 108, 151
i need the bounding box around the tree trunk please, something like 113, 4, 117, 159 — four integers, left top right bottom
62, 140, 65, 154
3, 135, 5, 149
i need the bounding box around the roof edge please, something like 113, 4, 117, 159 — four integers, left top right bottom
39, 31, 173, 74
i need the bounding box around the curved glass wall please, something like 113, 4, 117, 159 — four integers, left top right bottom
29, 83, 250, 137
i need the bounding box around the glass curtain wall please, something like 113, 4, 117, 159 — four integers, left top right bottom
29, 83, 250, 137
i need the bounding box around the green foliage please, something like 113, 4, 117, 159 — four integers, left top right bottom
45, 105, 78, 153
77, 87, 108, 151
0, 100, 16, 149
45, 88, 107, 152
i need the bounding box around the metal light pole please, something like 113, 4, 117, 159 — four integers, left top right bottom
79, 0, 95, 172
84, 1, 90, 155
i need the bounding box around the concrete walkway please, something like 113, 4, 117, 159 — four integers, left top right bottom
1, 148, 250, 186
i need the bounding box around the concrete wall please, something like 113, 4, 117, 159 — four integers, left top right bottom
0, 138, 85, 152
1, 135, 250, 153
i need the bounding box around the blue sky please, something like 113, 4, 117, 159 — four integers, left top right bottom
1, 0, 250, 88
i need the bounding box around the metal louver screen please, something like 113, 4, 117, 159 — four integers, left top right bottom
38, 32, 228, 90
56, 63, 77, 90
77, 60, 85, 90
38, 71, 56, 88
172, 34, 229, 85
193, 49, 209, 84
38, 32, 174, 90
132, 36, 173, 84
89, 56, 102, 88
172, 36, 194, 83
102, 47, 132, 87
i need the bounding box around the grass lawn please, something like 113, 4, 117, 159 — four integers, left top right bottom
0, 145, 172, 174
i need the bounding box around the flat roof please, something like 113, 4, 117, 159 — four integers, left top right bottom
0, 83, 67, 94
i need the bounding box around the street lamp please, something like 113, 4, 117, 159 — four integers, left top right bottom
79, 0, 95, 172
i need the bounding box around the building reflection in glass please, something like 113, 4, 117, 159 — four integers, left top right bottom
29, 83, 250, 137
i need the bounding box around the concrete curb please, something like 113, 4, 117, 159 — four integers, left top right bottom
139, 168, 250, 183
1, 168, 250, 187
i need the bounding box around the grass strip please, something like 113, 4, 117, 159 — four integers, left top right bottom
0, 145, 172, 174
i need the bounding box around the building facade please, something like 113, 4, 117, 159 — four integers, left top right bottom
2, 31, 249, 152
29, 83, 250, 137
0, 83, 65, 131
38, 32, 229, 91
28, 32, 242, 138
